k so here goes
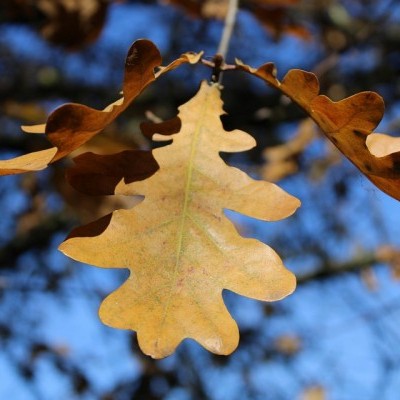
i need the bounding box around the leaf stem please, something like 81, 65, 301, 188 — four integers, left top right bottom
216, 0, 239, 63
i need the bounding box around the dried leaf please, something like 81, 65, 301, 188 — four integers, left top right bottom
0, 148, 57, 176
38, 0, 108, 50
21, 124, 47, 134
376, 245, 400, 281
3, 101, 47, 123
67, 151, 159, 196
366, 133, 400, 157
251, 3, 311, 41
44, 40, 198, 161
1, 0, 109, 50
308, 141, 342, 182
155, 51, 203, 78
236, 62, 400, 201
59, 81, 300, 358
164, 0, 229, 20
162, 0, 203, 17
56, 173, 140, 225
140, 117, 182, 140
0, 40, 201, 176
164, 0, 309, 39
274, 334, 301, 355
252, 0, 300, 4
302, 386, 326, 400
202, 0, 229, 19
262, 118, 316, 181
360, 268, 379, 291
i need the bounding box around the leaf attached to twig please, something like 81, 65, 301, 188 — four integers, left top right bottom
0, 40, 202, 176
59, 81, 300, 358
236, 61, 400, 201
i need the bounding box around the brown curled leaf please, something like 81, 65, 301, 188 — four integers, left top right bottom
251, 0, 299, 4
63, 115, 177, 200
164, 0, 308, 39
236, 61, 400, 201
262, 118, 316, 182
1, 40, 202, 176
46, 39, 158, 161
66, 213, 113, 239
140, 117, 182, 140
67, 151, 159, 196
70, 117, 183, 197
155, 51, 203, 78
44, 41, 200, 159
250, 2, 311, 41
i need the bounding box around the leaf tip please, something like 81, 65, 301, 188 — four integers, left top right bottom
21, 123, 46, 134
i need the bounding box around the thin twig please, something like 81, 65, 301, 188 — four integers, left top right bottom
217, 0, 239, 58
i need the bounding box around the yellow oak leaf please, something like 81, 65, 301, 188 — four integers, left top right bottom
59, 81, 300, 358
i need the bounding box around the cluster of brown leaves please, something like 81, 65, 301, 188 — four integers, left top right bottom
0, 40, 299, 358
0, 40, 200, 176
1, 0, 308, 50
164, 0, 310, 39
1, 39, 399, 358
1, 0, 109, 50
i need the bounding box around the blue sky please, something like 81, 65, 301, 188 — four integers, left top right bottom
1, 2, 400, 399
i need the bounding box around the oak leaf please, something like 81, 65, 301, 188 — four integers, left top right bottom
66, 150, 159, 196
262, 118, 316, 181
59, 81, 300, 358
37, 0, 108, 50
236, 62, 400, 201
250, 2, 310, 40
0, 40, 201, 175
65, 118, 182, 196
0, 148, 58, 176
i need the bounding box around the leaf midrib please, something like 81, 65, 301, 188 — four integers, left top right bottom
158, 85, 212, 334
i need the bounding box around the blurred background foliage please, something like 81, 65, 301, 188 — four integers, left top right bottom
1, 0, 400, 399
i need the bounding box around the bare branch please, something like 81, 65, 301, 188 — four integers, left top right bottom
216, 0, 239, 60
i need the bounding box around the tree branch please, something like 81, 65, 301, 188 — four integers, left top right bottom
296, 251, 393, 284
216, 0, 239, 61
